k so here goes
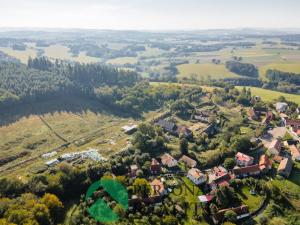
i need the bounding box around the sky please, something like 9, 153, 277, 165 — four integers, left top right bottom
0, 0, 299, 30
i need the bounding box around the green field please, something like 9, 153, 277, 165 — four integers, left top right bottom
259, 63, 300, 80
177, 63, 241, 80
236, 86, 300, 105
0, 97, 134, 179
106, 57, 138, 65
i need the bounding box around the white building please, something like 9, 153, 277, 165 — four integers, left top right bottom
187, 168, 206, 185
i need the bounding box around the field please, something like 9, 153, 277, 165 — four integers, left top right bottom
0, 96, 137, 179
0, 47, 37, 63
236, 86, 300, 105
259, 62, 300, 80
177, 63, 241, 80
106, 57, 138, 65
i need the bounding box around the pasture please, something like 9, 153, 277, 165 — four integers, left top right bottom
177, 63, 241, 80
236, 86, 300, 105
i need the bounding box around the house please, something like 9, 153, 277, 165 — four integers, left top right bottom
233, 165, 260, 178
187, 168, 206, 185
160, 153, 178, 168
155, 120, 178, 135
193, 111, 210, 123
150, 158, 161, 174
285, 119, 300, 132
122, 124, 138, 134
262, 111, 274, 125
289, 145, 300, 161
276, 102, 288, 113
273, 155, 284, 163
177, 126, 193, 138
130, 165, 138, 177
248, 108, 259, 120
212, 205, 250, 224
150, 179, 167, 196
198, 194, 214, 203
259, 155, 272, 172
268, 139, 282, 155
277, 158, 293, 178
179, 155, 197, 168
235, 152, 254, 167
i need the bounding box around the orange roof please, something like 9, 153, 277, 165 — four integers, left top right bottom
179, 155, 197, 167
236, 152, 253, 162
259, 155, 272, 170
150, 179, 165, 195
188, 168, 205, 180
289, 145, 300, 158
297, 130, 300, 135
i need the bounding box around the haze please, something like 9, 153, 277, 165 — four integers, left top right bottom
0, 0, 300, 30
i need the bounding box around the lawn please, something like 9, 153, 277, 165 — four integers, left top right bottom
170, 177, 207, 225
177, 63, 241, 80
237, 186, 264, 212
236, 86, 300, 105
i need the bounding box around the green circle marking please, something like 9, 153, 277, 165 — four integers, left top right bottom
85, 178, 128, 223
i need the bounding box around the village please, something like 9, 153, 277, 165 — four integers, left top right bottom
120, 99, 300, 224
38, 93, 300, 224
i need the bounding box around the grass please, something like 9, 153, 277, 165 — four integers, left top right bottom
237, 186, 264, 212
170, 177, 207, 225
236, 86, 300, 105
177, 63, 241, 80
270, 162, 300, 210
0, 47, 37, 63
0, 96, 134, 179
43, 45, 101, 63
259, 63, 300, 80
106, 57, 138, 65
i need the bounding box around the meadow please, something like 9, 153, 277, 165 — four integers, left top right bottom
236, 86, 300, 105
177, 63, 241, 80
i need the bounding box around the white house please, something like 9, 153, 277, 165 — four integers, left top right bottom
276, 102, 288, 113
187, 168, 206, 185
235, 152, 254, 167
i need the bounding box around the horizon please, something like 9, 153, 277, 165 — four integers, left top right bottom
1, 0, 299, 30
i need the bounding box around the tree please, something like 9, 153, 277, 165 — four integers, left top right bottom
224, 158, 235, 170
41, 194, 63, 222
162, 215, 177, 225
179, 138, 189, 155
132, 178, 151, 198
224, 210, 237, 223
230, 136, 252, 153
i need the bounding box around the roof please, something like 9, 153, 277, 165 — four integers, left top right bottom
289, 145, 300, 158
236, 152, 253, 163
177, 126, 192, 136
161, 153, 177, 166
286, 119, 300, 127
151, 158, 160, 166
198, 195, 214, 203
188, 168, 205, 180
269, 139, 281, 151
130, 165, 138, 171
179, 155, 197, 167
276, 102, 288, 111
214, 205, 249, 222
259, 155, 272, 170
278, 158, 292, 172
273, 155, 284, 163
150, 179, 165, 195
233, 164, 260, 175
155, 120, 176, 131
248, 108, 258, 118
